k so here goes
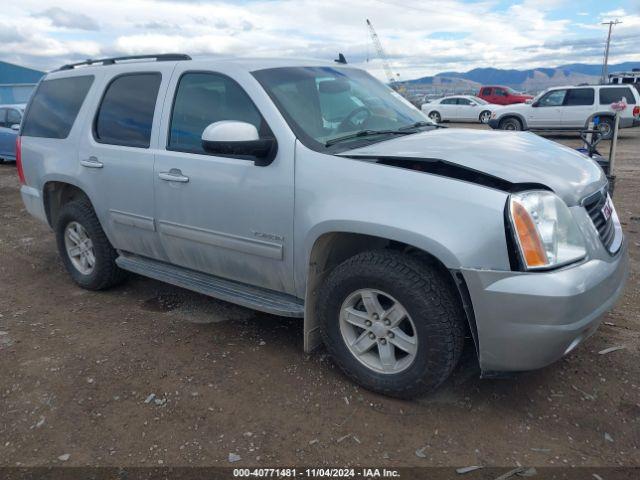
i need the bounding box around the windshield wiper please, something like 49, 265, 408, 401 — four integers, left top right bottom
399, 120, 446, 131
325, 129, 415, 147
398, 121, 432, 130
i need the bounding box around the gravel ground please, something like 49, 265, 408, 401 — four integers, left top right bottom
0, 126, 638, 470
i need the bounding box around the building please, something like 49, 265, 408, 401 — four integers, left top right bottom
0, 60, 45, 104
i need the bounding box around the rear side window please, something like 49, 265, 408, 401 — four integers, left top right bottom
599, 87, 636, 105
168, 72, 263, 154
94, 73, 161, 148
481, 88, 492, 95
0, 109, 6, 128
565, 88, 594, 106
22, 76, 94, 139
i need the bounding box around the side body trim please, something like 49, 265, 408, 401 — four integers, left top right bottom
157, 220, 283, 260
109, 209, 156, 231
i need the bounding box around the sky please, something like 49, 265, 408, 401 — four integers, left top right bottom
0, 0, 638, 80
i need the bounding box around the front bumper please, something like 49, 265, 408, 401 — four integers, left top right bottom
461, 239, 628, 372
488, 119, 500, 129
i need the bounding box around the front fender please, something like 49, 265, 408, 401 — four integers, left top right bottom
293, 142, 512, 298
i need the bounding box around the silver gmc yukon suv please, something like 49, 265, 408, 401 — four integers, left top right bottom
17, 54, 628, 397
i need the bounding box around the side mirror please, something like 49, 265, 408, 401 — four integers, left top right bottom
530, 101, 539, 107
201, 121, 277, 166
11, 124, 20, 131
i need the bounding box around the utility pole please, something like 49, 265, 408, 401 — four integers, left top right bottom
600, 19, 622, 84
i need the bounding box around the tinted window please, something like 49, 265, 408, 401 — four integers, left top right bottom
169, 72, 263, 154
600, 87, 636, 105
22, 76, 94, 139
538, 90, 566, 107
95, 73, 161, 148
0, 109, 6, 128
495, 88, 507, 96
565, 88, 594, 106
441, 98, 457, 105
7, 109, 21, 125
457, 98, 472, 105
481, 88, 492, 95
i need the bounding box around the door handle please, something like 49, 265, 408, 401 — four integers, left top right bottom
159, 168, 189, 183
80, 156, 103, 168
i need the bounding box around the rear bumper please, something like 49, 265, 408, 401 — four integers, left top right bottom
461, 240, 628, 372
620, 117, 640, 128
20, 185, 48, 225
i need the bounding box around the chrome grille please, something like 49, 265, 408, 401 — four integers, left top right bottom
583, 189, 615, 250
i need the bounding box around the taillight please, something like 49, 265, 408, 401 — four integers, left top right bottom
633, 105, 640, 118
16, 136, 25, 184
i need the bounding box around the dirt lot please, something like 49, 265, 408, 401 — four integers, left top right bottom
0, 126, 638, 471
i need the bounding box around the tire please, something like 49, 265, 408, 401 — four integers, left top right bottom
317, 250, 465, 398
499, 117, 523, 131
428, 111, 441, 123
596, 117, 614, 140
55, 199, 127, 290
479, 110, 492, 124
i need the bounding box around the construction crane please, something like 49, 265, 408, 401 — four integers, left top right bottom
366, 19, 404, 92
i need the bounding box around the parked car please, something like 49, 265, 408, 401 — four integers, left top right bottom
609, 70, 640, 94
477, 86, 533, 105
488, 85, 640, 139
17, 55, 628, 398
0, 104, 24, 162
421, 95, 494, 123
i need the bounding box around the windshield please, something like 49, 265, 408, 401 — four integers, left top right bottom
253, 66, 431, 151
470, 96, 488, 105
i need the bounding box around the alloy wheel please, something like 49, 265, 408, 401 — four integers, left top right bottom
64, 221, 96, 275
339, 289, 418, 374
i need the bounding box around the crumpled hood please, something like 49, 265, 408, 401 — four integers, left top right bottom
341, 128, 606, 205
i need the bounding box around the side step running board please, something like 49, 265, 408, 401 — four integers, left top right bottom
116, 253, 305, 318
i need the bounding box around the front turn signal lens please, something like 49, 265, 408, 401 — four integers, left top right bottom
510, 200, 547, 267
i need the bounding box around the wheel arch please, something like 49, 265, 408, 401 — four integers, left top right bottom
584, 112, 614, 128
42, 180, 93, 229
302, 230, 477, 357
498, 113, 528, 130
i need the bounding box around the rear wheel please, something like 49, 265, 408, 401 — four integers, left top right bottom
55, 199, 127, 290
479, 110, 492, 124
428, 111, 441, 123
499, 117, 522, 131
318, 250, 465, 398
596, 117, 614, 140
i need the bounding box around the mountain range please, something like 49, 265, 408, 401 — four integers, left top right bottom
402, 62, 640, 93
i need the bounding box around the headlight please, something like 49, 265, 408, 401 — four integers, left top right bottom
508, 191, 586, 270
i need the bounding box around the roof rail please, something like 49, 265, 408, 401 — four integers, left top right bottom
57, 53, 192, 71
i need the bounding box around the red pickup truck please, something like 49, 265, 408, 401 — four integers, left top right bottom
477, 86, 533, 105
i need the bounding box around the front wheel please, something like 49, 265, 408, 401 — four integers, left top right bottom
318, 250, 465, 398
55, 199, 127, 290
499, 117, 523, 131
428, 111, 441, 123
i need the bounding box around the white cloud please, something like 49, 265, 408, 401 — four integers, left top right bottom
0, 0, 637, 79
33, 7, 100, 31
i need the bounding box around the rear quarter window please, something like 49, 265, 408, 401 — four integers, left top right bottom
94, 73, 162, 148
599, 87, 636, 105
22, 75, 94, 139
